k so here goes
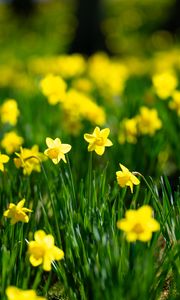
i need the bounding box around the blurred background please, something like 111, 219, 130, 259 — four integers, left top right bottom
0, 0, 180, 61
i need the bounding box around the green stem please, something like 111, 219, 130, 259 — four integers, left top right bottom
133, 172, 162, 214
41, 163, 62, 245
32, 267, 43, 290
66, 155, 76, 207
88, 152, 93, 205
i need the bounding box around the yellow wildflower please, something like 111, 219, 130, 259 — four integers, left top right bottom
169, 90, 180, 116
28, 230, 64, 271
116, 163, 140, 193
72, 78, 93, 93
88, 53, 128, 97
0, 152, 9, 172
84, 126, 113, 155
6, 286, 46, 300
137, 106, 162, 136
152, 70, 177, 99
40, 74, 67, 105
0, 99, 20, 126
14, 146, 46, 175
1, 131, 24, 154
44, 137, 71, 164
63, 89, 106, 126
57, 54, 86, 78
3, 199, 32, 224
118, 117, 138, 144
117, 205, 160, 242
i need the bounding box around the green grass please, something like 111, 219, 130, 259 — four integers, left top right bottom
1, 151, 180, 299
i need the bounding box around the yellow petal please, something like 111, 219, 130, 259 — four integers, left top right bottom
138, 205, 153, 218
53, 247, 64, 260
105, 139, 113, 147
46, 137, 55, 148
29, 255, 43, 267
0, 163, 4, 172
126, 181, 133, 193
43, 255, 52, 271
54, 138, 61, 147
34, 230, 46, 242
147, 219, 160, 232
93, 126, 100, 136
52, 157, 60, 164
130, 174, 140, 185
17, 199, 26, 208
84, 133, 95, 143
100, 128, 110, 139
139, 231, 152, 242
126, 232, 137, 242
95, 146, 105, 156
44, 235, 54, 247
117, 219, 132, 231
88, 143, 96, 152
60, 144, 71, 154
0, 154, 9, 163
120, 164, 129, 173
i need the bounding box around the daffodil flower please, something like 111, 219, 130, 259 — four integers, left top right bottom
3, 199, 32, 224
117, 205, 160, 242
28, 230, 64, 271
44, 137, 71, 164
0, 152, 9, 172
116, 163, 140, 193
84, 126, 113, 155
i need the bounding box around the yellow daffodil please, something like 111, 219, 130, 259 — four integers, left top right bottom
3, 199, 32, 224
44, 137, 71, 164
0, 152, 9, 172
116, 164, 140, 193
136, 106, 162, 136
40, 74, 67, 105
1, 131, 24, 154
84, 126, 113, 155
6, 286, 46, 300
152, 70, 177, 99
14, 146, 46, 175
0, 99, 20, 126
28, 230, 64, 271
118, 117, 138, 144
117, 205, 160, 242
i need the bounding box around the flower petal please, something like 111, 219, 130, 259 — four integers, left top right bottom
46, 137, 55, 148
95, 146, 105, 156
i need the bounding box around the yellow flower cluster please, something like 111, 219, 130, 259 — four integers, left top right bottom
63, 89, 106, 127
29, 54, 86, 78
40, 74, 67, 105
1, 131, 24, 154
137, 106, 162, 135
0, 99, 20, 126
88, 53, 128, 97
119, 106, 162, 144
118, 118, 138, 144
152, 70, 178, 100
